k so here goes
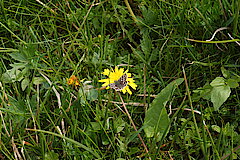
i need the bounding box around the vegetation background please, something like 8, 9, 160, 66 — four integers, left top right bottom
0, 0, 239, 159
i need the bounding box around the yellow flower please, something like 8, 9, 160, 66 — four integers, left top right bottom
67, 75, 84, 86
99, 66, 137, 94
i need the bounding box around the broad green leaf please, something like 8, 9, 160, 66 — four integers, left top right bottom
21, 78, 30, 91
9, 52, 28, 62
210, 77, 225, 87
227, 79, 239, 88
33, 77, 45, 85
221, 67, 230, 78
10, 62, 27, 69
193, 83, 212, 101
144, 78, 184, 141
89, 121, 102, 131
86, 89, 98, 101
117, 138, 127, 153
210, 84, 231, 111
1, 69, 23, 83
44, 151, 59, 160
1, 70, 12, 83
141, 33, 152, 56
114, 117, 126, 133
211, 125, 221, 133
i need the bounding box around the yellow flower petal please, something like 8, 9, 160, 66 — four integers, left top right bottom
126, 72, 131, 77
99, 66, 137, 94
125, 86, 132, 94
102, 69, 110, 75
75, 81, 80, 86
114, 66, 119, 73
121, 87, 127, 94
129, 82, 137, 90
98, 79, 108, 82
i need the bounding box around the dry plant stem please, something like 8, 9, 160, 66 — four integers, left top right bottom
228, 33, 240, 46
137, 94, 157, 98
39, 72, 66, 136
117, 92, 149, 154
221, 145, 240, 160
36, 0, 57, 14
0, 82, 23, 160
0, 112, 22, 160
102, 99, 147, 107
10, 121, 23, 160
143, 64, 147, 111
206, 27, 229, 41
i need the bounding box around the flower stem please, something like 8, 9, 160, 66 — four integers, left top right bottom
117, 92, 149, 155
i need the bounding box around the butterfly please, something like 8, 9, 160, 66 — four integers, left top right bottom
109, 73, 128, 91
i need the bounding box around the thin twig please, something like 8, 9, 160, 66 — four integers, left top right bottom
171, 107, 202, 115
101, 99, 147, 106
39, 71, 66, 136
9, 120, 23, 160
137, 94, 157, 98
221, 145, 240, 160
21, 141, 26, 160
143, 64, 147, 111
227, 33, 240, 46
0, 82, 23, 159
206, 27, 229, 41
117, 92, 149, 155
36, 0, 57, 14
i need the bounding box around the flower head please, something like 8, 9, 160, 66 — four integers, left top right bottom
67, 75, 84, 86
99, 66, 137, 94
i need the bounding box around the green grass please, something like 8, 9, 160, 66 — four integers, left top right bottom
0, 0, 240, 159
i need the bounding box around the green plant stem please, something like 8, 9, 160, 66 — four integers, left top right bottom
26, 129, 100, 158
182, 66, 207, 159
124, 0, 137, 23
233, 0, 240, 34
204, 121, 221, 159
0, 22, 27, 44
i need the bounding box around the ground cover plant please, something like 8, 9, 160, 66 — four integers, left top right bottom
0, 0, 240, 159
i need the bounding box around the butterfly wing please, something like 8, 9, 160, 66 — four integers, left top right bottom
109, 73, 128, 91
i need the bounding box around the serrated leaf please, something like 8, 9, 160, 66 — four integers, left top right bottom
141, 33, 152, 56
140, 6, 158, 26
144, 78, 184, 141
210, 84, 231, 111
